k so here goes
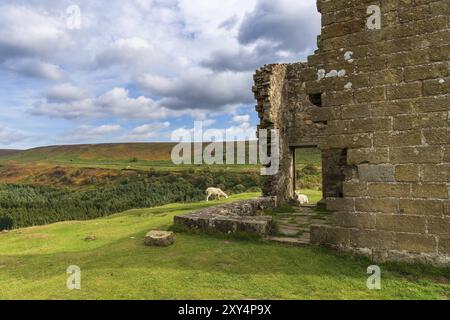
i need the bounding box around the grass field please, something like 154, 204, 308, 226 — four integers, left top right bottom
0, 193, 448, 300
299, 189, 322, 204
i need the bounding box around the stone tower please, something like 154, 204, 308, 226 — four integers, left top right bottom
253, 0, 449, 266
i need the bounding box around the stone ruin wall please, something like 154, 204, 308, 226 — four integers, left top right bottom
253, 63, 326, 203
254, 0, 450, 266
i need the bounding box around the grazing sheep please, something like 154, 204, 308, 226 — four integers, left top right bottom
295, 192, 309, 205
206, 187, 229, 202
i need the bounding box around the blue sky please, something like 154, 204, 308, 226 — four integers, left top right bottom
0, 0, 321, 149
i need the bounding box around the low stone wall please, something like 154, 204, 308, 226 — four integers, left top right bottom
310, 225, 450, 267
173, 197, 277, 236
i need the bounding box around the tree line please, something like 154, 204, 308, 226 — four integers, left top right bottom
0, 170, 261, 230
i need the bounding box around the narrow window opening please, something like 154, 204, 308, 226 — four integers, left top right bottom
308, 93, 322, 107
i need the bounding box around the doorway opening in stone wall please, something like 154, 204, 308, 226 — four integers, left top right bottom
292, 146, 323, 206
267, 146, 332, 246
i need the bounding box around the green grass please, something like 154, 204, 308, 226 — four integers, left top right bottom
298, 189, 322, 204
0, 193, 448, 300
295, 148, 321, 167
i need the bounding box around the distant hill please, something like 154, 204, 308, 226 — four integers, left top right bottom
0, 149, 21, 157
0, 143, 178, 163
0, 142, 321, 173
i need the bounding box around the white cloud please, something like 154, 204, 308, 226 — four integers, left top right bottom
45, 83, 88, 102
224, 122, 256, 141
31, 87, 172, 120
4, 59, 64, 80
137, 68, 254, 110
232, 114, 250, 123
94, 37, 175, 71
238, 0, 320, 52
127, 122, 171, 140
171, 121, 256, 143
202, 0, 320, 72
0, 126, 27, 145
0, 5, 72, 61
202, 119, 216, 127
60, 124, 122, 142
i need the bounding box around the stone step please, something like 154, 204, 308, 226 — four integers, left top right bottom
278, 228, 301, 236
174, 214, 273, 236
291, 212, 316, 216
266, 236, 310, 246
278, 222, 301, 228
278, 226, 301, 232
300, 205, 315, 210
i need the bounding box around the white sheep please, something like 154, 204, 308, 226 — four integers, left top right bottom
295, 192, 310, 205
206, 187, 229, 202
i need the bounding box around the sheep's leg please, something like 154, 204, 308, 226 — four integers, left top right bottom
206, 193, 210, 202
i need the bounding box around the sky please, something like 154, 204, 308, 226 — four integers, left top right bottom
0, 0, 321, 149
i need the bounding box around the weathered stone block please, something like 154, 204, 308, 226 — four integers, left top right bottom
445, 147, 450, 162
354, 87, 385, 103
438, 237, 450, 255
423, 78, 450, 96
355, 198, 398, 213
368, 183, 411, 198
391, 112, 447, 131
374, 131, 422, 147
419, 112, 448, 129
398, 4, 433, 23
341, 105, 371, 120
423, 128, 450, 145
413, 95, 450, 112
322, 91, 353, 107
421, 164, 450, 182
345, 118, 392, 133
144, 231, 174, 247
404, 63, 448, 82
388, 49, 428, 67
390, 147, 443, 164
430, 44, 450, 61
326, 198, 355, 212
393, 115, 420, 131
397, 233, 436, 253
310, 225, 350, 247
348, 148, 389, 165
355, 56, 387, 72
369, 69, 403, 86
376, 214, 426, 233
173, 198, 276, 236
399, 199, 443, 216
350, 229, 396, 250
445, 201, 450, 215
333, 212, 376, 229
320, 133, 372, 149
358, 164, 395, 182
343, 181, 368, 197
371, 101, 412, 116
395, 164, 419, 182
310, 107, 340, 123
428, 216, 450, 236
412, 183, 449, 199
386, 82, 423, 100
